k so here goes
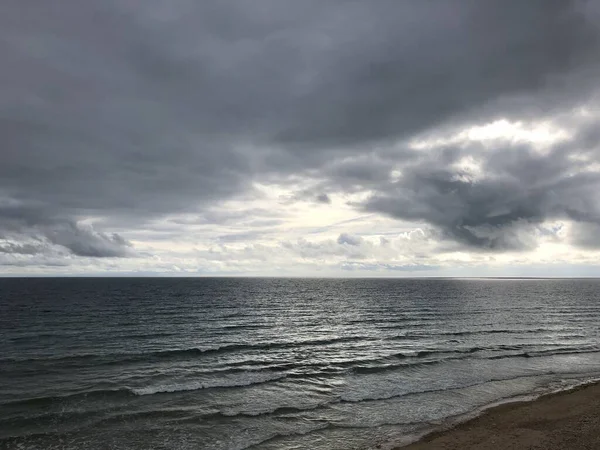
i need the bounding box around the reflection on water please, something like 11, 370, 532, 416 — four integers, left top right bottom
1, 278, 600, 449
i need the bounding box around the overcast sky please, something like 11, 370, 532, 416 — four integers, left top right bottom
2, 0, 600, 276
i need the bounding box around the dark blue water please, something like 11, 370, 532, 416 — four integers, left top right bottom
1, 278, 600, 449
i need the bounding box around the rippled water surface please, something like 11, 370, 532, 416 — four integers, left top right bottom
1, 278, 600, 449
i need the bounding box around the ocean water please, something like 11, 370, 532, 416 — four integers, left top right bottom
1, 278, 600, 450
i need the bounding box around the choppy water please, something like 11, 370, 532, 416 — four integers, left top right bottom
1, 278, 600, 450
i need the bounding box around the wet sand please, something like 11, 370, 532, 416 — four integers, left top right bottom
399, 381, 600, 450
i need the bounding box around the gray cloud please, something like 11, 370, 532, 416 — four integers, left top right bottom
316, 193, 331, 204
340, 262, 439, 272
0, 241, 48, 255
357, 125, 600, 250
570, 222, 600, 249
0, 209, 133, 258
2, 0, 600, 266
43, 222, 133, 257
0, 256, 70, 268
337, 233, 363, 246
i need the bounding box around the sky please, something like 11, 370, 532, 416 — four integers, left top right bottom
1, 0, 600, 277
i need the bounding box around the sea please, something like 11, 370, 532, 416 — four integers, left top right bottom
1, 278, 600, 450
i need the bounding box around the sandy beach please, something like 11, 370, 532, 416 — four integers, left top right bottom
399, 382, 600, 450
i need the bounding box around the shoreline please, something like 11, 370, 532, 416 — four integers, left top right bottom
395, 380, 600, 449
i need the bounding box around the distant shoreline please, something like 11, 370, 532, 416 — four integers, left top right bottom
397, 380, 600, 450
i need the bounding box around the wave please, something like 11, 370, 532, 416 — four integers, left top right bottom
0, 336, 371, 366
351, 354, 466, 374
425, 328, 587, 337
351, 345, 600, 374
194, 403, 330, 423
240, 422, 332, 450
129, 372, 286, 396
218, 323, 267, 330
190, 345, 600, 380
0, 394, 318, 450
338, 371, 566, 404
1, 373, 288, 409
1, 388, 136, 409
487, 346, 600, 360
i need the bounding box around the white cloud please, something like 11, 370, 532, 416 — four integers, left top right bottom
409, 118, 571, 151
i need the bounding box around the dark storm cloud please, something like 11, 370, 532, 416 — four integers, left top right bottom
1, 0, 600, 263
0, 203, 132, 257
4, 222, 132, 258
43, 222, 133, 257
362, 129, 600, 250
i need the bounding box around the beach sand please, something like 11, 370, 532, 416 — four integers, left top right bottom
398, 382, 600, 450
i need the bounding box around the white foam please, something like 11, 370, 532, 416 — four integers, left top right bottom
130, 372, 285, 395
